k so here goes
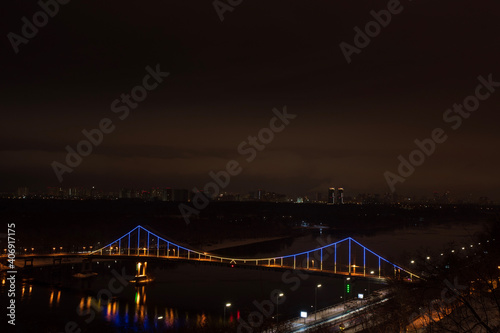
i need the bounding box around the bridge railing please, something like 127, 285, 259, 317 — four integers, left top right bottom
89, 225, 421, 280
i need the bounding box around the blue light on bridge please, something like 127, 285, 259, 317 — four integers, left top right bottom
89, 225, 419, 280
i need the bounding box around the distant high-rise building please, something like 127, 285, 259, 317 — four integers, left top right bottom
17, 187, 29, 197
160, 188, 189, 202
479, 196, 490, 205
162, 188, 173, 201
68, 187, 85, 198
327, 187, 335, 205
46, 186, 59, 197
336, 188, 344, 204
173, 189, 189, 202
151, 187, 162, 200
120, 188, 132, 199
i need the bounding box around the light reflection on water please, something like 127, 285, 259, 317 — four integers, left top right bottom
48, 289, 61, 307
64, 285, 211, 332
4, 264, 382, 333
19, 282, 34, 301
90, 287, 232, 331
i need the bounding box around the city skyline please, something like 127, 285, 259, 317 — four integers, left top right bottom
6, 184, 495, 205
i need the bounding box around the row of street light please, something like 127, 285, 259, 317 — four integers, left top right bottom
2, 246, 99, 254
409, 239, 496, 264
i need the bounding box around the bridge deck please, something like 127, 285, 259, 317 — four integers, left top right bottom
2, 253, 402, 281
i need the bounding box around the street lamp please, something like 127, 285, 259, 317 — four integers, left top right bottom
368, 271, 374, 294
276, 293, 284, 325
223, 303, 231, 323
315, 284, 321, 320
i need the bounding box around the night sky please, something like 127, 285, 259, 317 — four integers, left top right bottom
2, 0, 500, 199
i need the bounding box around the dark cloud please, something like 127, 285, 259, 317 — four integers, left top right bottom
1, 0, 500, 199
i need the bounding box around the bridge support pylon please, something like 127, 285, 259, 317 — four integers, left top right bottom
82, 258, 92, 273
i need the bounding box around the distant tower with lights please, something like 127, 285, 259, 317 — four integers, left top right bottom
336, 188, 344, 204
327, 187, 335, 205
